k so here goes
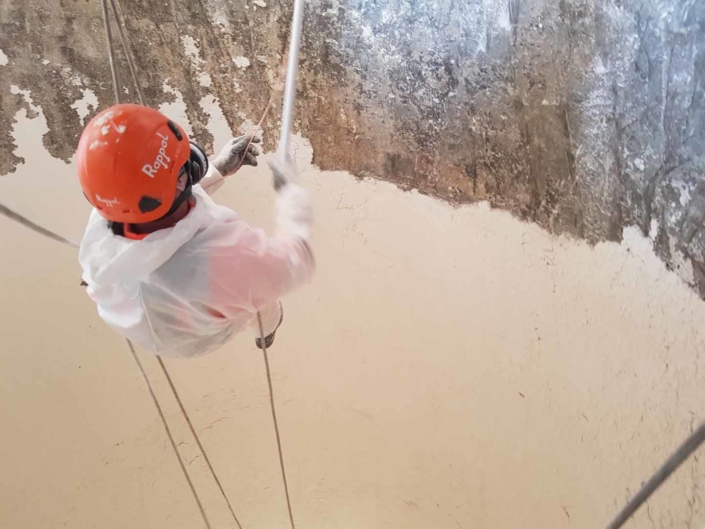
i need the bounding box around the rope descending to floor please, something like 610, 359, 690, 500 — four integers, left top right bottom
98, 0, 302, 527
126, 341, 212, 529
12, 0, 704, 528
99, 0, 243, 526
157, 357, 244, 529
605, 422, 705, 529
257, 313, 297, 529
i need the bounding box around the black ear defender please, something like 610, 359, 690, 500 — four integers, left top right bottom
187, 142, 209, 185
167, 119, 206, 185
166, 119, 208, 186
153, 142, 207, 223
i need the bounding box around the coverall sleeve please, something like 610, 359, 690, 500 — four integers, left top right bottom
210, 183, 315, 313
200, 164, 226, 195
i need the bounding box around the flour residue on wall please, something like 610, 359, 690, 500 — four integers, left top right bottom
0, 0, 703, 300
181, 35, 212, 88
158, 81, 194, 138
59, 65, 84, 87
199, 94, 232, 151
232, 56, 250, 69
9, 85, 41, 116
202, 0, 232, 30
70, 89, 99, 125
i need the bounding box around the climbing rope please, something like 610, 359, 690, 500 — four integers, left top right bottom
0, 203, 79, 248
126, 341, 213, 528
0, 192, 215, 528
605, 422, 705, 529
200, 93, 274, 193
108, 0, 145, 106
256, 1, 307, 524
157, 356, 244, 529
0, 1, 301, 526
98, 0, 247, 526
99, 0, 300, 527
7, 0, 703, 527
100, 0, 121, 105
257, 313, 297, 529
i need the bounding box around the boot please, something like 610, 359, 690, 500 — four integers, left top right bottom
256, 305, 283, 350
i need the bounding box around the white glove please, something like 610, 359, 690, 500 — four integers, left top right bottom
268, 154, 300, 191
211, 135, 261, 176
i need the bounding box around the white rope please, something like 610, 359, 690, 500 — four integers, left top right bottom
264, 0, 305, 525
277, 0, 306, 161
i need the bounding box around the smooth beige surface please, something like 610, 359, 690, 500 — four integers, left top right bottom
1, 98, 705, 529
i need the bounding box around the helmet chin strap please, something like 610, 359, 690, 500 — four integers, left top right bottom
164, 181, 193, 217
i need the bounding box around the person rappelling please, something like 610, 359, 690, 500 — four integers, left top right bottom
75, 104, 314, 356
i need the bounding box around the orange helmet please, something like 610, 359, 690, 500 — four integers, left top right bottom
77, 104, 194, 224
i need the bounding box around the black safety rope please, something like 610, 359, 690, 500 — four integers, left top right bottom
605, 422, 705, 529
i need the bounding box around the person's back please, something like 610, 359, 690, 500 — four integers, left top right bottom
77, 104, 313, 357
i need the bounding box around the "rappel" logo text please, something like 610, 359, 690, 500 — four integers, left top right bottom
95, 194, 120, 208
142, 132, 171, 178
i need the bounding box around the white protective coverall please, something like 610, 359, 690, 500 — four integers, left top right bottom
78, 164, 314, 358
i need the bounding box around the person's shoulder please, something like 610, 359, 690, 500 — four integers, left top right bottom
186, 201, 251, 251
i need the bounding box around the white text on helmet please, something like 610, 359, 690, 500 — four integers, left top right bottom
95, 194, 120, 208
142, 132, 172, 178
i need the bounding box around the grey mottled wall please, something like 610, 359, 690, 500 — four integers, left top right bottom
1, 0, 703, 298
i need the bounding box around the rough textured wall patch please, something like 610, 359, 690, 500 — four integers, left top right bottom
0, 0, 703, 298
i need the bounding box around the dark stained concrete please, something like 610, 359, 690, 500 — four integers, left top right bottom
1, 0, 704, 298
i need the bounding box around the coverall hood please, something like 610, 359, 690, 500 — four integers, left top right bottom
79, 188, 211, 286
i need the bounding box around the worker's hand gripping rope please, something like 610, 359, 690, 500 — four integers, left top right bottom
211, 135, 262, 176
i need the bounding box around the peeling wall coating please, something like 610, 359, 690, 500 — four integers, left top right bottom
0, 0, 704, 298
1, 3, 705, 527
1, 112, 705, 527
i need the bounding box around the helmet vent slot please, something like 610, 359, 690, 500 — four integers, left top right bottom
138, 196, 162, 213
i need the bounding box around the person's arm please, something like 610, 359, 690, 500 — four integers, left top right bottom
238, 183, 314, 302
208, 156, 314, 314
199, 163, 226, 195
201, 136, 261, 196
